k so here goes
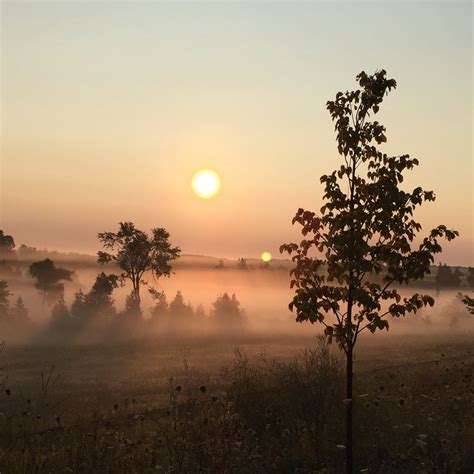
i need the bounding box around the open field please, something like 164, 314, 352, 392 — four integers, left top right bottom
0, 332, 472, 473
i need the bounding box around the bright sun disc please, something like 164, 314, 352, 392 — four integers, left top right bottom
261, 251, 272, 262
192, 169, 221, 199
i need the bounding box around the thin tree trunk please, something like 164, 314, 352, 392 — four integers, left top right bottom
133, 280, 141, 313
346, 345, 353, 474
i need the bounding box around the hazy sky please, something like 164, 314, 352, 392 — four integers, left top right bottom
1, 1, 472, 265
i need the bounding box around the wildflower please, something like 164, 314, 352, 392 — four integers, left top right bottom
336, 444, 346, 450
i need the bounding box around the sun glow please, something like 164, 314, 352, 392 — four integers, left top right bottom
192, 169, 221, 199
261, 251, 272, 262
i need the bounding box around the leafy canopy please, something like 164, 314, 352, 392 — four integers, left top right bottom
0, 230, 15, 256
97, 222, 180, 305
281, 70, 458, 352
28, 258, 73, 300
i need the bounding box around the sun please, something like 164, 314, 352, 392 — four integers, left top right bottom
261, 251, 272, 262
192, 169, 221, 199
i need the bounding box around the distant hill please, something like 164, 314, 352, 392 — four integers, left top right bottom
5, 246, 293, 270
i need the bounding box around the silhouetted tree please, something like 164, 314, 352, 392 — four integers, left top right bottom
0, 280, 11, 322
280, 70, 458, 473
29, 259, 73, 309
195, 304, 206, 320
149, 288, 169, 320
211, 293, 245, 329
0, 231, 15, 258
237, 258, 247, 270
216, 259, 225, 269
50, 297, 73, 332
98, 222, 180, 312
0, 231, 16, 275
71, 273, 119, 324
11, 297, 29, 325
169, 291, 193, 321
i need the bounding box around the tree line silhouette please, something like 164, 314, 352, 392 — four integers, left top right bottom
0, 226, 246, 339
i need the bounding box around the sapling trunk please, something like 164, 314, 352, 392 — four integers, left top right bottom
346, 346, 354, 474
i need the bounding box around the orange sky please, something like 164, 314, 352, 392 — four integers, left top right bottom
1, 2, 472, 265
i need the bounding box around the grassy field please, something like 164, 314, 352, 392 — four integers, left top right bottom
0, 331, 472, 473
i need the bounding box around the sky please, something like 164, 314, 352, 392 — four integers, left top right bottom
1, 1, 472, 265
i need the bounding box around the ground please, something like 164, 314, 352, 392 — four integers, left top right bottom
0, 331, 472, 473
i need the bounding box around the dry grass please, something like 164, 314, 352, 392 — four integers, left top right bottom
0, 333, 472, 473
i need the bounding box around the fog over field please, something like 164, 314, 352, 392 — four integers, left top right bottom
3, 258, 473, 345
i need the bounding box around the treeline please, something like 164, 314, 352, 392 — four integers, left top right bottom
0, 226, 247, 342
47, 276, 246, 340
435, 263, 474, 289
0, 273, 246, 342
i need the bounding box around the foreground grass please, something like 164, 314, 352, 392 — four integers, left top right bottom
0, 333, 472, 473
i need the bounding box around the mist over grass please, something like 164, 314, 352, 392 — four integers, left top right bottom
1, 263, 473, 348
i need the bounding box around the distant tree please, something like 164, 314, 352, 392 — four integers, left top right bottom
71, 273, 119, 323
149, 288, 169, 320
435, 264, 461, 288
237, 258, 247, 270
195, 304, 206, 320
98, 222, 180, 312
467, 267, 474, 288
29, 259, 73, 309
280, 70, 458, 473
17, 244, 39, 260
50, 297, 73, 332
169, 291, 193, 321
0, 231, 16, 275
216, 259, 225, 269
11, 297, 29, 325
211, 293, 245, 329
453, 267, 463, 286
0, 231, 15, 258
0, 280, 11, 322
